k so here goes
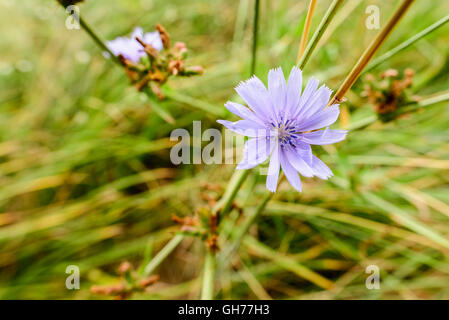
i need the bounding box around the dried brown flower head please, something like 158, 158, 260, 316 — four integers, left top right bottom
362, 68, 418, 121
117, 24, 203, 99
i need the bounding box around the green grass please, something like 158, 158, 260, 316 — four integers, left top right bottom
0, 0, 449, 299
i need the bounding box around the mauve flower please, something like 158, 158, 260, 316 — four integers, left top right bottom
218, 67, 347, 192
106, 27, 163, 63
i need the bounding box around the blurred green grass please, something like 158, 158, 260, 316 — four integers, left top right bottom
0, 0, 449, 299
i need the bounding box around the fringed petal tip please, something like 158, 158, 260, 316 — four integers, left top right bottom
235, 75, 261, 91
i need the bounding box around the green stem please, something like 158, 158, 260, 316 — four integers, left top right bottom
200, 250, 216, 300
78, 16, 121, 66
250, 0, 260, 75
297, 0, 344, 70
161, 87, 225, 117
417, 91, 449, 107
213, 169, 250, 215
142, 87, 175, 124
199, 0, 260, 292
143, 234, 184, 276
348, 90, 449, 131
218, 192, 273, 268
395, 91, 449, 114
365, 13, 449, 73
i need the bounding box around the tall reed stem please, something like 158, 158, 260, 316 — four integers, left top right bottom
297, 0, 344, 69
329, 0, 415, 105
297, 0, 317, 64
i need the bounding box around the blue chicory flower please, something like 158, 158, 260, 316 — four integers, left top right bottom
218, 67, 347, 192
106, 27, 163, 63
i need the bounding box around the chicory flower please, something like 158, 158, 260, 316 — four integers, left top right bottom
218, 67, 347, 192
106, 27, 163, 63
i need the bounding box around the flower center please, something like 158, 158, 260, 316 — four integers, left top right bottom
271, 119, 299, 148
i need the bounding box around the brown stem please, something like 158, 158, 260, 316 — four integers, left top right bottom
297, 0, 317, 64
329, 0, 415, 106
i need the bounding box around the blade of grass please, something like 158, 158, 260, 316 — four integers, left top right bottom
365, 13, 449, 73
243, 236, 334, 289
363, 192, 449, 250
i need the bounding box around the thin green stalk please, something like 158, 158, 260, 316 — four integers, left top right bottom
142, 170, 250, 280
142, 87, 175, 124
213, 169, 250, 215
78, 16, 121, 66
250, 0, 260, 75
365, 13, 449, 73
218, 192, 273, 268
161, 87, 225, 118
417, 91, 449, 107
143, 234, 184, 276
395, 90, 449, 114
200, 250, 216, 300
200, 0, 260, 299
348, 90, 449, 131
297, 0, 344, 70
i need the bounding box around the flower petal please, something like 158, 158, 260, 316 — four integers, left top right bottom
301, 129, 347, 145
311, 155, 333, 180
266, 145, 280, 192
300, 85, 332, 120
235, 76, 274, 121
143, 31, 163, 51
268, 67, 286, 119
131, 27, 144, 40
284, 147, 314, 178
280, 149, 302, 192
224, 101, 265, 126
292, 77, 319, 119
297, 105, 340, 132
217, 119, 267, 137
295, 141, 313, 164
237, 137, 273, 169
285, 66, 303, 119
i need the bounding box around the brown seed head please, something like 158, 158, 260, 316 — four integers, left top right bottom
156, 24, 170, 48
